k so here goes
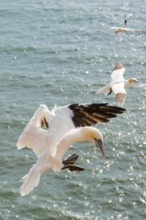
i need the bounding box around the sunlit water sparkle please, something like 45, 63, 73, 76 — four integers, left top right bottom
0, 0, 146, 219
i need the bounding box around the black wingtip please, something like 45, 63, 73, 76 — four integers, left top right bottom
108, 88, 112, 95
62, 154, 79, 166
62, 154, 85, 172
62, 165, 85, 172
41, 117, 49, 128
69, 103, 126, 127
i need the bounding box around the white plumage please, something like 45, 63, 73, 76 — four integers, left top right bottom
19, 126, 104, 196
51, 126, 105, 172
96, 63, 138, 106
17, 102, 125, 196
110, 26, 144, 34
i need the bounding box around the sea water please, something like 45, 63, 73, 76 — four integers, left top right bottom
0, 0, 146, 219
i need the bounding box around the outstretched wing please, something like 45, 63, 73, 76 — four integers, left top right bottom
16, 105, 55, 149
69, 103, 125, 127
96, 83, 112, 95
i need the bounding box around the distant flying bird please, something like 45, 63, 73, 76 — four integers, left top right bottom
19, 126, 105, 196
110, 26, 144, 34
17, 103, 125, 196
96, 63, 138, 106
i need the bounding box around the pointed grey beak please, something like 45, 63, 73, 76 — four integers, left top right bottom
94, 138, 106, 157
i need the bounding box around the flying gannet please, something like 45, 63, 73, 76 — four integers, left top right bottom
17, 103, 125, 196
110, 26, 144, 34
17, 103, 125, 156
110, 19, 144, 34
19, 126, 105, 196
96, 63, 138, 106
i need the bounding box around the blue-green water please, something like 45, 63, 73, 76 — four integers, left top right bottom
0, 0, 146, 219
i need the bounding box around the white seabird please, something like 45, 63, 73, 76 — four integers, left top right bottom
96, 63, 138, 106
19, 126, 104, 196
17, 103, 125, 196
17, 103, 125, 156
110, 26, 144, 34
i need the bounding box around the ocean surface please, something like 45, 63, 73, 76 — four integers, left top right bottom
0, 0, 146, 219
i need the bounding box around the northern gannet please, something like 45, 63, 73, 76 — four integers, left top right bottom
17, 103, 125, 156
17, 103, 125, 196
96, 63, 138, 106
19, 126, 104, 196
110, 26, 144, 34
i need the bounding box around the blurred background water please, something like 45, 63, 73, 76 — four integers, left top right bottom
0, 0, 146, 219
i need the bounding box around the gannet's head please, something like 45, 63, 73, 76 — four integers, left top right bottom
114, 63, 123, 70
82, 127, 105, 157
128, 78, 138, 85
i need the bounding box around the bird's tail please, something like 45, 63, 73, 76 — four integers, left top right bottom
115, 93, 126, 107
20, 168, 41, 196
20, 153, 50, 196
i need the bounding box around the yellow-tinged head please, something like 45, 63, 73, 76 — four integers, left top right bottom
114, 63, 123, 70
81, 127, 105, 157
128, 78, 138, 85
